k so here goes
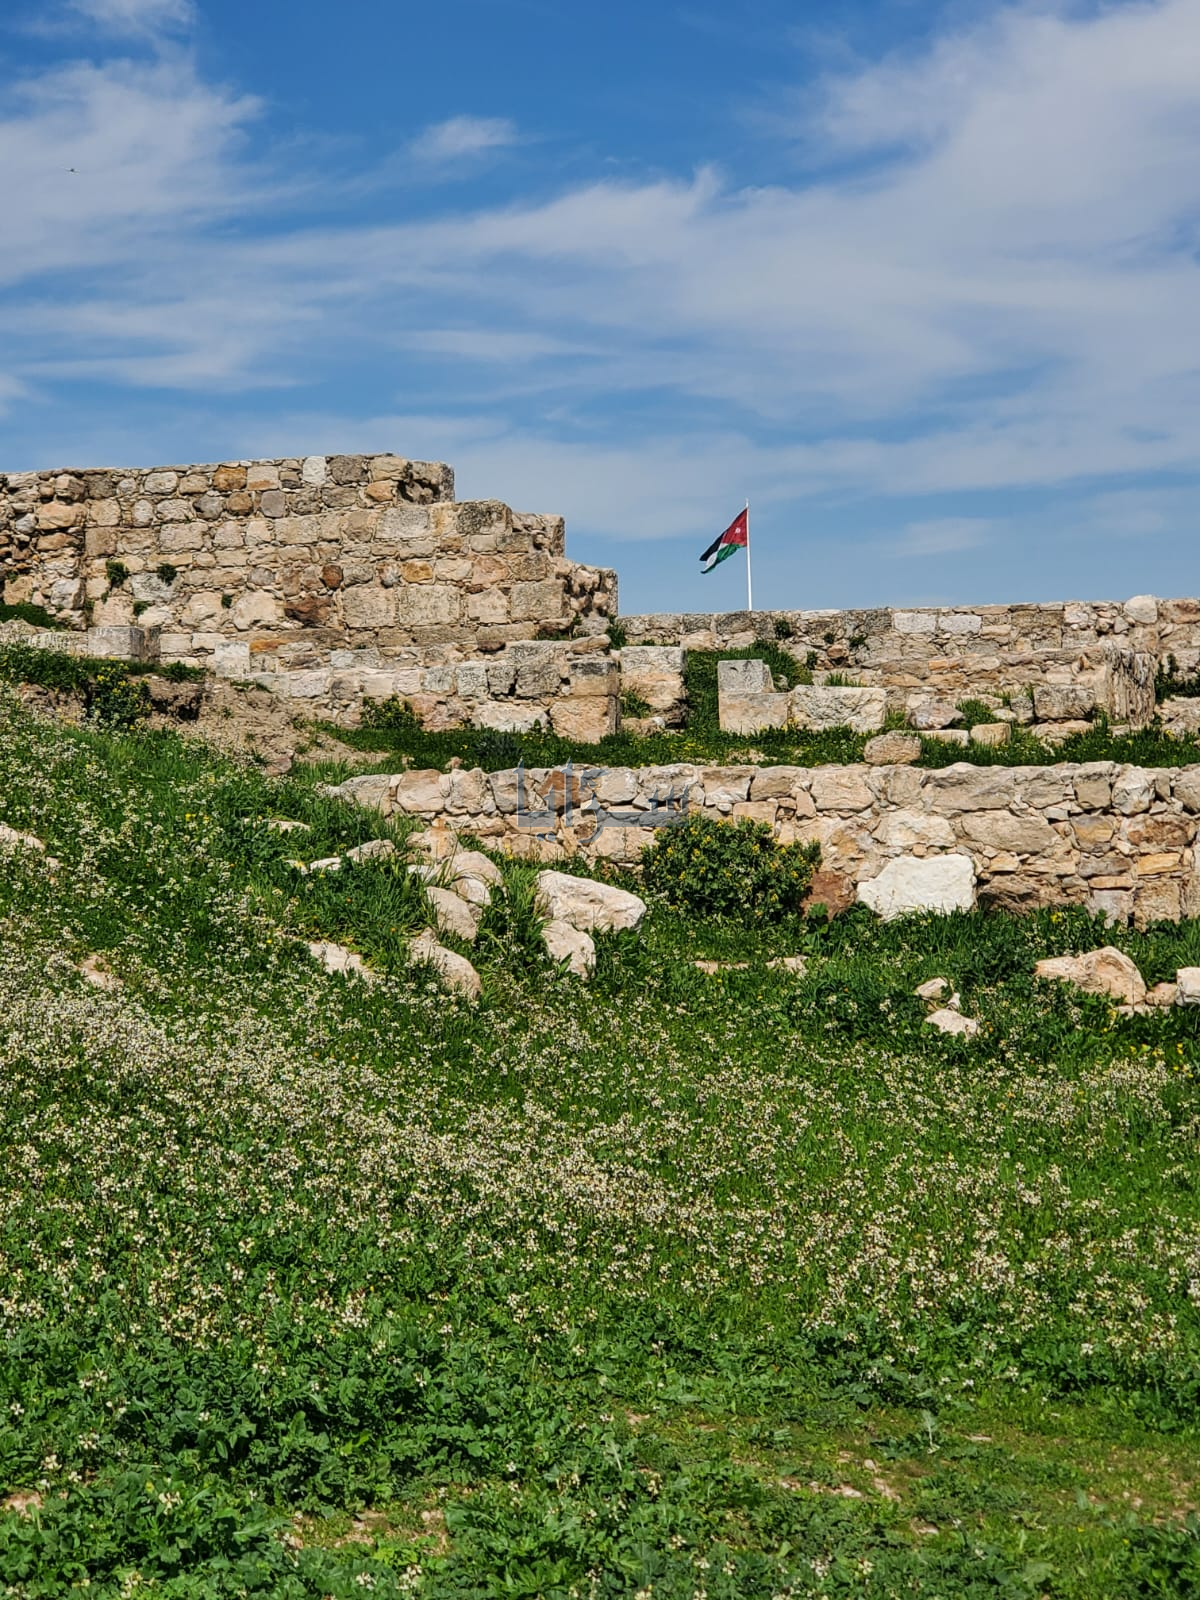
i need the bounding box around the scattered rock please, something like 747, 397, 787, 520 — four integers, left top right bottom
863, 732, 922, 765
803, 868, 857, 918
858, 855, 977, 920
0, 823, 44, 852
1175, 967, 1200, 1006
78, 954, 120, 991
910, 700, 961, 730
309, 856, 343, 874
410, 930, 481, 1000
266, 817, 311, 835
307, 940, 375, 981
1034, 947, 1146, 1007
768, 954, 807, 973
447, 848, 503, 887
970, 722, 1011, 747
425, 886, 483, 943
535, 870, 647, 933
925, 1008, 979, 1037
1, 1491, 42, 1517
1148, 981, 1179, 1007
345, 838, 396, 863
915, 977, 950, 1002
451, 874, 492, 907
542, 920, 596, 977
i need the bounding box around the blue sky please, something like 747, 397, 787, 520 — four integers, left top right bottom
2, 0, 1199, 615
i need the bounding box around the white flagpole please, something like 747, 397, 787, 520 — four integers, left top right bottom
744, 498, 753, 612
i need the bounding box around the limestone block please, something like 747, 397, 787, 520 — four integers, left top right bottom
717, 658, 773, 694
858, 854, 976, 919
1175, 968, 1200, 1005
1104, 648, 1156, 728
409, 930, 481, 1000
873, 810, 955, 850
391, 770, 447, 814
425, 886, 483, 942
1035, 947, 1146, 1006
810, 768, 873, 813
308, 940, 375, 982
86, 625, 149, 660
568, 659, 618, 697
894, 611, 937, 635
1033, 683, 1095, 721
1112, 769, 1155, 814
909, 699, 962, 729
939, 612, 982, 635
472, 702, 548, 734
550, 697, 618, 743
1124, 594, 1158, 625
790, 685, 886, 733
535, 870, 647, 932
516, 658, 563, 698
620, 645, 686, 716
1175, 771, 1200, 812
144, 470, 179, 495
1160, 698, 1200, 736
283, 670, 331, 698
231, 590, 280, 630
719, 692, 789, 734
732, 800, 778, 826
924, 766, 1018, 812
749, 766, 803, 799
454, 662, 490, 699
970, 722, 1010, 747
394, 583, 461, 627
542, 920, 596, 977
510, 579, 565, 622
863, 732, 921, 765
959, 810, 1057, 855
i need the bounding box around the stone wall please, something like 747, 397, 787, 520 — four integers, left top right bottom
327, 757, 1200, 927
621, 596, 1195, 723
1, 454, 617, 667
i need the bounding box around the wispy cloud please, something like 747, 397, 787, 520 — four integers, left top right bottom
408, 115, 519, 166
889, 519, 993, 558
66, 0, 194, 37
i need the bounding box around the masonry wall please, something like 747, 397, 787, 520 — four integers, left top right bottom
328, 757, 1200, 927
620, 597, 1199, 718
0, 454, 616, 668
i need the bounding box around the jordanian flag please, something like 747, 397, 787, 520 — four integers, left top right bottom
700, 507, 748, 574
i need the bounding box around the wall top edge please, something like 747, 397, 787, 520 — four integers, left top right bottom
0, 453, 451, 480
619, 596, 1182, 627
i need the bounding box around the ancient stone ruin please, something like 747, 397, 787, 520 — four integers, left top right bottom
7, 446, 1200, 924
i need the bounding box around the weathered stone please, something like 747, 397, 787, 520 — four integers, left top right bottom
550, 697, 618, 743
409, 930, 481, 999
425, 886, 483, 942
925, 1008, 979, 1037
345, 839, 397, 863
873, 809, 955, 849
857, 855, 976, 919
1175, 968, 1200, 1005
1034, 947, 1146, 1006
790, 685, 886, 733
535, 870, 646, 932
863, 732, 921, 765
1033, 684, 1096, 721
915, 977, 950, 1002
307, 939, 375, 982
717, 658, 773, 694
959, 810, 1057, 854
970, 722, 1011, 747
909, 699, 961, 730
542, 920, 596, 977
719, 691, 789, 734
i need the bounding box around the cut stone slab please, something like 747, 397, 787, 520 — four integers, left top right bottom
535, 870, 647, 933
863, 732, 921, 765
425, 886, 483, 943
925, 1008, 979, 1038
970, 722, 1011, 748
719, 691, 789, 734
307, 940, 375, 982
857, 855, 976, 920
717, 658, 774, 694
1175, 967, 1200, 1006
542, 919, 596, 977
410, 929, 482, 1000
1034, 947, 1146, 1007
790, 685, 886, 733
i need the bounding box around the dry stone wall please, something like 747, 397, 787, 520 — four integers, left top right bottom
327, 758, 1200, 927
0, 454, 616, 670
622, 597, 1193, 727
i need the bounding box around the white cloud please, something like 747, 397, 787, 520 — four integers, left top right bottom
67, 0, 194, 36
4, 0, 1200, 528
408, 115, 519, 165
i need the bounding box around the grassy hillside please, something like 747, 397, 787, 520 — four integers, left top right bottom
2, 687, 1200, 1596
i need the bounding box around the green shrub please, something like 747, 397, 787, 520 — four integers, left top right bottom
956, 698, 994, 728
156, 562, 179, 585
772, 616, 793, 639
620, 690, 652, 718
87, 664, 150, 730
105, 559, 130, 588
606, 618, 628, 650
360, 695, 422, 733
641, 813, 819, 921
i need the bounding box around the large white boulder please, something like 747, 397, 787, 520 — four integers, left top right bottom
542, 920, 596, 977
535, 870, 647, 933
857, 855, 976, 920
410, 930, 482, 1000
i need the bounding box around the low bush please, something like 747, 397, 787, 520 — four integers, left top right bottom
640, 812, 819, 921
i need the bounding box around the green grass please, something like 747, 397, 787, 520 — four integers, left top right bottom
0, 601, 63, 630
3, 688, 1200, 1594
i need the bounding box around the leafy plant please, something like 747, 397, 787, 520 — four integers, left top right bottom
87, 663, 150, 729
156, 562, 179, 586
640, 812, 819, 921
606, 618, 628, 650
773, 616, 793, 639
105, 559, 130, 588
360, 695, 423, 734
620, 689, 652, 718
0, 601, 62, 630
